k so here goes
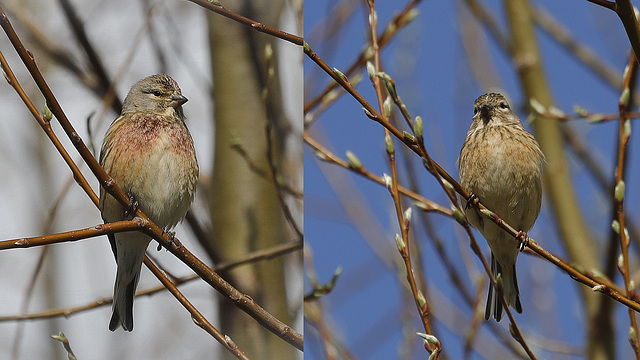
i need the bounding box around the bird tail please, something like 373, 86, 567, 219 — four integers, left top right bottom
485, 253, 522, 321
109, 232, 150, 331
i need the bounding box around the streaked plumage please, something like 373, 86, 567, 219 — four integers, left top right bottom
458, 93, 544, 321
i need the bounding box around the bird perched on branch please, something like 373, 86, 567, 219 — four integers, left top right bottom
99, 74, 199, 331
458, 92, 544, 321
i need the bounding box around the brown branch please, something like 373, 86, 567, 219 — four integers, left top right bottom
304, 132, 451, 216
144, 257, 250, 359
231, 142, 303, 198
614, 1, 640, 63
615, 52, 640, 357
585, 0, 616, 10
0, 240, 301, 321
364, 0, 438, 356
0, 46, 99, 206
0, 219, 143, 250
57, 0, 122, 113
304, 0, 421, 114
265, 123, 303, 239
146, 228, 303, 350
455, 209, 536, 358
187, 0, 302, 46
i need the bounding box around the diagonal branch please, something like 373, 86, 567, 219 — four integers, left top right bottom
187, 0, 302, 45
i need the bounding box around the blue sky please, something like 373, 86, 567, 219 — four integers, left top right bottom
304, 1, 637, 359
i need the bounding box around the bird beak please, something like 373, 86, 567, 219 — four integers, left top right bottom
480, 104, 493, 120
169, 94, 188, 108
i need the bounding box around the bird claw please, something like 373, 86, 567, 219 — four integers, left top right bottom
157, 229, 176, 251
123, 192, 139, 218
517, 230, 529, 252
166, 230, 176, 244
465, 193, 479, 210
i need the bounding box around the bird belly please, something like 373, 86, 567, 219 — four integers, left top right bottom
127, 134, 197, 229
100, 117, 198, 229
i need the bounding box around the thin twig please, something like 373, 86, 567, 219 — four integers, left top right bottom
57, 0, 122, 112
615, 52, 640, 357
364, 0, 439, 356
304, 133, 451, 216
0, 45, 99, 206
144, 257, 250, 359
304, 247, 357, 360
187, 0, 302, 45
304, 0, 421, 114
232, 141, 303, 198
265, 123, 303, 239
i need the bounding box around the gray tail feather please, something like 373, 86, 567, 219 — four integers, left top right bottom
485, 253, 522, 321
109, 271, 138, 331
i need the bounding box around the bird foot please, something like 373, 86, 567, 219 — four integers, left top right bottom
157, 229, 176, 251
123, 192, 139, 218
465, 193, 479, 210
517, 230, 529, 252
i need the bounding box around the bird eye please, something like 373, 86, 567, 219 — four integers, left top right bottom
152, 90, 162, 96
499, 103, 509, 109
473, 108, 478, 115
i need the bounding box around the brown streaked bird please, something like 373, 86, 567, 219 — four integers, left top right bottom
99, 74, 199, 331
458, 92, 544, 321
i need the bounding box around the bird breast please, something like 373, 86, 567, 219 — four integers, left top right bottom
100, 113, 198, 229
459, 124, 543, 232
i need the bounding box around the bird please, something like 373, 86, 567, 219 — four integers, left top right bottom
99, 74, 199, 331
458, 92, 544, 321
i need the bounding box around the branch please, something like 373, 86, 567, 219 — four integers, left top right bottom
304, 0, 421, 114
614, 52, 639, 356
585, 0, 616, 10
57, 0, 122, 113
304, 133, 451, 217
187, 0, 302, 46
144, 257, 250, 359
0, 240, 301, 324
